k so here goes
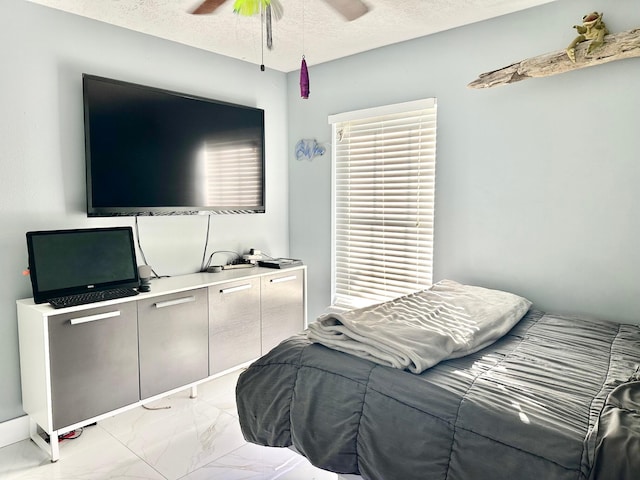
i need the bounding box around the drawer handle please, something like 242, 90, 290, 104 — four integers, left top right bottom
69, 311, 120, 325
154, 296, 196, 309
270, 275, 297, 284
220, 284, 252, 294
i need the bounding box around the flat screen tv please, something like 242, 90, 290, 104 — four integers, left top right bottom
83, 74, 265, 216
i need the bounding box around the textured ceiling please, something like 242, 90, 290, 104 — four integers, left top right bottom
26, 0, 558, 72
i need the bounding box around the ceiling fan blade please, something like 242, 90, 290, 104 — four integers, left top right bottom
322, 0, 369, 21
191, 0, 228, 15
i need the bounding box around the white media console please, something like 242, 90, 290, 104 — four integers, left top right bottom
17, 265, 306, 461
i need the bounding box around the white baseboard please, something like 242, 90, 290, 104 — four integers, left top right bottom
0, 415, 30, 448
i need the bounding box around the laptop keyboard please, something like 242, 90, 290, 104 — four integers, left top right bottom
48, 288, 139, 309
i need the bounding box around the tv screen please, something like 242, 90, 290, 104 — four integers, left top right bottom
83, 74, 265, 216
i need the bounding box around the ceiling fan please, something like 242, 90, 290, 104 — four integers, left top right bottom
191, 0, 370, 22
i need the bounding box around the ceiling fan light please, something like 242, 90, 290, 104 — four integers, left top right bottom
233, 0, 271, 17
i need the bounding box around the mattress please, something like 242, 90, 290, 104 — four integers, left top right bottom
236, 310, 640, 480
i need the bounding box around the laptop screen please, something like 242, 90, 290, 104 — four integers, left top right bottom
26, 226, 139, 304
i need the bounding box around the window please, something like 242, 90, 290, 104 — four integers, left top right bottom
328, 99, 437, 310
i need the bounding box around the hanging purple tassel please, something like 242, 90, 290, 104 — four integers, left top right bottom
300, 56, 309, 99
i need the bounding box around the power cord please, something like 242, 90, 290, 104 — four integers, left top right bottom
199, 215, 212, 273
142, 404, 171, 411
199, 217, 246, 271
202, 250, 242, 272
134, 216, 163, 279
134, 215, 254, 275
59, 429, 83, 441
44, 426, 88, 444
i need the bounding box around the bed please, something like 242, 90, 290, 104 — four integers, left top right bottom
236, 280, 640, 480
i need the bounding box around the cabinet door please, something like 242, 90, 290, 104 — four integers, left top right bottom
137, 289, 209, 399
208, 278, 261, 374
261, 270, 305, 354
48, 303, 139, 430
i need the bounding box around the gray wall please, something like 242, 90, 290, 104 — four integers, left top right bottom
0, 1, 290, 423
287, 0, 640, 322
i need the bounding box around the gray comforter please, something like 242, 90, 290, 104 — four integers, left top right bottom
236, 311, 640, 480
586, 377, 640, 480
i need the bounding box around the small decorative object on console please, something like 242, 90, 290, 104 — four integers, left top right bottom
258, 258, 303, 269
138, 265, 152, 292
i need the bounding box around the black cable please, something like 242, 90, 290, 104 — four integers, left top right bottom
134, 216, 242, 275
203, 250, 241, 271
47, 427, 85, 443
260, 4, 265, 71
199, 215, 212, 273
59, 428, 83, 441
134, 216, 163, 279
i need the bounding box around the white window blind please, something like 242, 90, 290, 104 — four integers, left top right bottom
329, 99, 437, 310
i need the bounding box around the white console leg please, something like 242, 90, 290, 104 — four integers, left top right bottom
190, 385, 198, 398
49, 433, 60, 463
29, 418, 59, 462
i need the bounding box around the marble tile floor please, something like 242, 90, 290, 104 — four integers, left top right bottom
0, 369, 338, 480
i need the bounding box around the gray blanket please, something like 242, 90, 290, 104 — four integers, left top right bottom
237, 311, 640, 480
307, 280, 532, 373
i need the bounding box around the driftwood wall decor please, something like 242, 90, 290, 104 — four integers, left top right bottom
468, 27, 640, 89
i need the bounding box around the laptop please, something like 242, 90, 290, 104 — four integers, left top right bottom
26, 226, 140, 307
